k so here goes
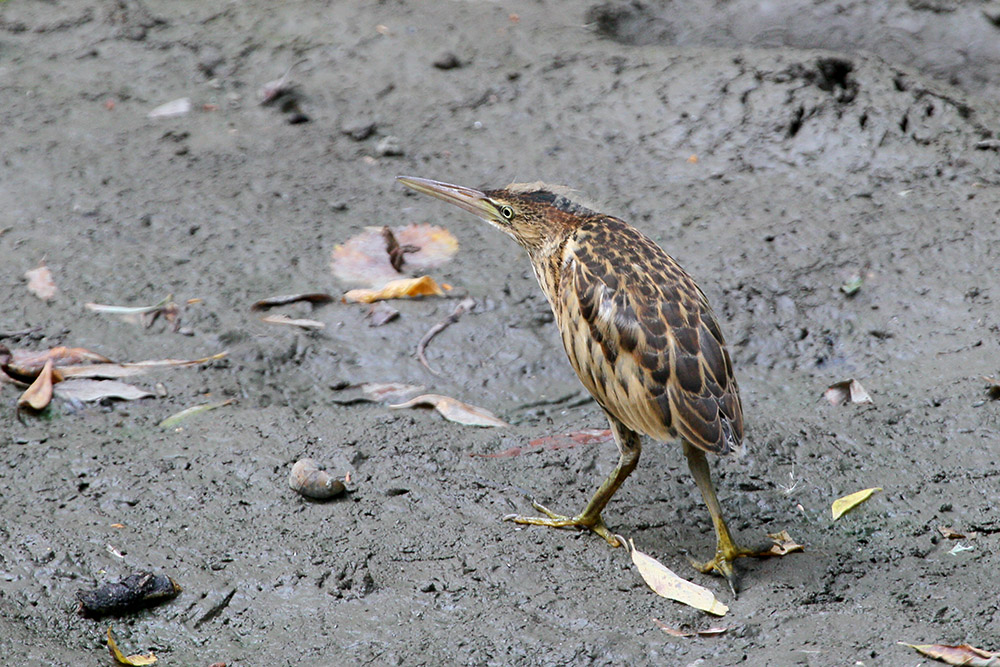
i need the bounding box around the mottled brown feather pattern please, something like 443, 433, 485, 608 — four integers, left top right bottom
541, 215, 743, 456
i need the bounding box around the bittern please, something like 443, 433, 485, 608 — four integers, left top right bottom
398, 175, 761, 592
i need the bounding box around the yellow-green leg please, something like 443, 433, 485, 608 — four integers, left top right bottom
504, 420, 640, 547
683, 439, 762, 595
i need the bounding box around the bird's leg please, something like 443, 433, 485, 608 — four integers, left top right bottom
682, 439, 768, 595
504, 424, 641, 547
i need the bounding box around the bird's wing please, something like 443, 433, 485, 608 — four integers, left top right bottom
557, 219, 742, 454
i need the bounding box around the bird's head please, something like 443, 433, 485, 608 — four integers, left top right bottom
397, 176, 594, 256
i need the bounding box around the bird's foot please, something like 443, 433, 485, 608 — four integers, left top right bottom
686, 541, 775, 597
503, 501, 622, 547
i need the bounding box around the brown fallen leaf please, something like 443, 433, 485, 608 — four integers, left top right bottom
331, 224, 458, 287
1, 345, 111, 383
626, 539, 728, 616
651, 618, 727, 638
54, 379, 153, 403
58, 352, 228, 379
389, 393, 509, 427
899, 642, 1000, 666
250, 293, 334, 311
107, 627, 157, 666
832, 487, 882, 520
17, 359, 55, 412
765, 530, 804, 556
25, 263, 57, 300
938, 526, 967, 540
471, 428, 613, 458
343, 276, 446, 303
824, 378, 873, 406
261, 314, 325, 330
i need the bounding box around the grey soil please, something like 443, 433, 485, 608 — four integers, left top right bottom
2, 2, 1000, 665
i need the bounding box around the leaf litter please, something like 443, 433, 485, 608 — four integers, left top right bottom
899, 642, 1000, 666
823, 378, 873, 406
159, 398, 236, 430
624, 538, 729, 616
331, 223, 458, 288
343, 275, 447, 304
651, 618, 727, 638
261, 314, 325, 330
107, 627, 157, 666
416, 297, 475, 375
832, 487, 882, 520
389, 394, 509, 427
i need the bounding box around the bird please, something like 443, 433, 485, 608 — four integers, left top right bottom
397, 175, 764, 593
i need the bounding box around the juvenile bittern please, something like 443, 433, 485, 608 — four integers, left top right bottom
398, 176, 760, 592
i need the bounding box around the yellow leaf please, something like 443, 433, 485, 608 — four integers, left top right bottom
107, 627, 157, 666
343, 276, 445, 303
832, 487, 882, 520
628, 539, 728, 616
899, 641, 1000, 666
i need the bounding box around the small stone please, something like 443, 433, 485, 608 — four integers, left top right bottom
433, 52, 462, 70
341, 119, 377, 141
375, 135, 403, 157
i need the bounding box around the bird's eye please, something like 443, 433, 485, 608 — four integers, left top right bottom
499, 205, 515, 220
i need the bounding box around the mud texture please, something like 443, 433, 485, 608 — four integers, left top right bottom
2, 2, 1000, 665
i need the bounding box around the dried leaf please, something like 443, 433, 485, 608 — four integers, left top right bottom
54, 379, 153, 403
250, 293, 334, 311
343, 276, 446, 303
832, 487, 882, 520
159, 398, 236, 430
107, 627, 157, 665
59, 352, 227, 379
25, 263, 57, 300
899, 642, 1000, 666
261, 314, 325, 330
331, 224, 458, 287
360, 382, 423, 402
938, 526, 966, 539
765, 530, 805, 556
628, 540, 728, 616
824, 379, 873, 406
651, 618, 727, 638
2, 346, 112, 382
389, 393, 509, 427
148, 97, 191, 118
18, 359, 54, 411
86, 295, 174, 316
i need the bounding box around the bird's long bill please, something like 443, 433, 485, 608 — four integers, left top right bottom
397, 176, 497, 220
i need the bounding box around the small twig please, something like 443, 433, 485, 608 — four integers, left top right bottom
382, 226, 420, 272
416, 297, 475, 375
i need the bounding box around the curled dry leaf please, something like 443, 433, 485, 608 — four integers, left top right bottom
651, 618, 727, 638
2, 345, 111, 383
331, 224, 458, 287
832, 487, 882, 520
250, 293, 334, 311
107, 627, 157, 666
627, 539, 728, 616
158, 398, 235, 430
899, 642, 1000, 666
389, 393, 509, 427
343, 276, 445, 304
54, 379, 153, 403
765, 530, 804, 556
24, 263, 57, 300
938, 526, 966, 539
17, 359, 55, 411
824, 379, 873, 406
261, 314, 325, 330
59, 352, 227, 379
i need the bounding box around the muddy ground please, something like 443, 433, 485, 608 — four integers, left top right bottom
2, 1, 1000, 665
